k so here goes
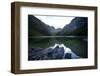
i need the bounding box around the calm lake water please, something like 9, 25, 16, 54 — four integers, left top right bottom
28, 36, 88, 60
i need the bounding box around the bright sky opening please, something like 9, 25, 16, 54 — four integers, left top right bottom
35, 15, 75, 29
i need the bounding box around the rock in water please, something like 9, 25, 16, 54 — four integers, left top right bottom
40, 48, 54, 60
64, 53, 72, 59
56, 47, 64, 59
52, 46, 64, 59
28, 47, 44, 60
28, 44, 80, 60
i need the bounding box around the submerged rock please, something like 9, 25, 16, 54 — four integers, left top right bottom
28, 47, 44, 60
52, 46, 64, 59
64, 53, 72, 59
28, 44, 80, 60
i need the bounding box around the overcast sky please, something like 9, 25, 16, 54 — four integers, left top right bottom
35, 15, 75, 29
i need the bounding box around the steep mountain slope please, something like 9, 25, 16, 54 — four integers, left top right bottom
28, 15, 88, 36
57, 17, 88, 36
28, 15, 53, 36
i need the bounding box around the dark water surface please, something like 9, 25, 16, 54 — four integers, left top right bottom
28, 36, 88, 61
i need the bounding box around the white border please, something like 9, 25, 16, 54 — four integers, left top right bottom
20, 6, 95, 70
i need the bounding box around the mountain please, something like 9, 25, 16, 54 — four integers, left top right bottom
50, 28, 62, 35
56, 17, 88, 36
28, 15, 54, 36
28, 15, 88, 36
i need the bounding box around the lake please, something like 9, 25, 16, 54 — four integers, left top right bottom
28, 36, 88, 60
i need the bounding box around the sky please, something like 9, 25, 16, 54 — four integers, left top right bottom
35, 15, 75, 29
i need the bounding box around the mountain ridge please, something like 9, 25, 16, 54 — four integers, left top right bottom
28, 15, 88, 36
